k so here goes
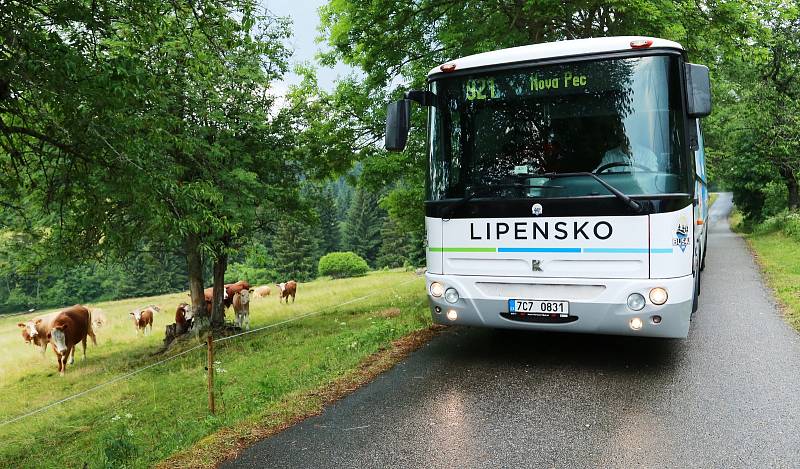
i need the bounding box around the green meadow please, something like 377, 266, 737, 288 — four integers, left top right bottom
0, 271, 429, 468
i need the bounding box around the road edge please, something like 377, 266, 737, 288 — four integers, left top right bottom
155, 325, 445, 469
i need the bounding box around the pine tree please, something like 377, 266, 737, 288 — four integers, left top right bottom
316, 187, 340, 255
271, 218, 319, 282
342, 188, 385, 266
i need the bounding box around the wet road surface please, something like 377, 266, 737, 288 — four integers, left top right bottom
225, 193, 800, 468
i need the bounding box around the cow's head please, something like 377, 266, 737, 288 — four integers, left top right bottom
18, 322, 35, 344
276, 282, 286, 292
48, 325, 68, 354
239, 289, 251, 305
130, 310, 142, 322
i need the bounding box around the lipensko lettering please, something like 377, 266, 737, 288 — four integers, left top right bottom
470, 221, 613, 240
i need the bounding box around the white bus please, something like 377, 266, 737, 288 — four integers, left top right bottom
386, 37, 711, 338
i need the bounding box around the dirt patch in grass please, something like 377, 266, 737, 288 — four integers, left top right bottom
375, 307, 402, 318
157, 325, 445, 469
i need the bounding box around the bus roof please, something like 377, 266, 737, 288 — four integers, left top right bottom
428, 36, 684, 77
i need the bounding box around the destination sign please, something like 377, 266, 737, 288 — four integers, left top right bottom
462, 60, 632, 102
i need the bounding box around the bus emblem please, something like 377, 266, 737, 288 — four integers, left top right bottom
532, 260, 542, 271
532, 203, 543, 216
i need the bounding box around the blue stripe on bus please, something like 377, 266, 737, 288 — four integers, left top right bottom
582, 248, 649, 253
650, 248, 674, 254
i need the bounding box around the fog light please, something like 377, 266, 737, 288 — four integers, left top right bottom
627, 293, 646, 311
430, 282, 444, 297
629, 317, 643, 331
446, 309, 458, 321
444, 288, 459, 304
651, 315, 662, 324
649, 287, 668, 305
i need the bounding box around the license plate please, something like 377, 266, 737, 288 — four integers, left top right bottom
508, 299, 569, 317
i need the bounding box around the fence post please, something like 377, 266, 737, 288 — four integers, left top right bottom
207, 333, 215, 415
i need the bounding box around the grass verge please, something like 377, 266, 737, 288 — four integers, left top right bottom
0, 271, 432, 468
731, 209, 800, 331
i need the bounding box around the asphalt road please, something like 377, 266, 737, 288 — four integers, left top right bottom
225, 193, 800, 468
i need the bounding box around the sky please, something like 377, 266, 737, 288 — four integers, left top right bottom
260, 0, 354, 93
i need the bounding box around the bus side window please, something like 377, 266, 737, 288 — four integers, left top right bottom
694, 120, 706, 182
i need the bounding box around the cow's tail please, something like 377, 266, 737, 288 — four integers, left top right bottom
88, 310, 98, 346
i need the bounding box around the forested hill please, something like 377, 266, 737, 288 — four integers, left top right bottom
0, 177, 422, 314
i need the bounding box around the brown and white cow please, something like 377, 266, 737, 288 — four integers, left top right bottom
130, 306, 156, 335
18, 311, 59, 355
202, 281, 252, 315
232, 289, 251, 330
47, 305, 94, 376
253, 285, 271, 298
175, 302, 194, 335
276, 280, 297, 304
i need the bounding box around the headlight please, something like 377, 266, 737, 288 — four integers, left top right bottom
430, 282, 444, 297
627, 293, 646, 311
444, 288, 459, 304
649, 287, 668, 305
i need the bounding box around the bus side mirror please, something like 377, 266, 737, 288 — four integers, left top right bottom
685, 63, 711, 118
385, 99, 411, 152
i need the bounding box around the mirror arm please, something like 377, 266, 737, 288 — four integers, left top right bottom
405, 90, 437, 107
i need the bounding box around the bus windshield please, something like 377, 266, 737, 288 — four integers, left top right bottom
427, 55, 690, 201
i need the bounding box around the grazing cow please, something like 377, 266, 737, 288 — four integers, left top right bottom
47, 305, 94, 376
130, 306, 156, 335
233, 289, 251, 330
175, 303, 194, 334
89, 308, 107, 330
253, 285, 271, 298
276, 280, 297, 304
18, 311, 60, 355
202, 281, 252, 315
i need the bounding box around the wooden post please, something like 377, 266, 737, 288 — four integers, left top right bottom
207, 333, 215, 415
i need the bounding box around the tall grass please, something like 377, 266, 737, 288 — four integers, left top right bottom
0, 271, 429, 468
731, 208, 800, 332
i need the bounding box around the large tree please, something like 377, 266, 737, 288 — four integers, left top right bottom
0, 1, 303, 328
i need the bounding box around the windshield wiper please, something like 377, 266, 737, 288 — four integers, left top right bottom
440, 183, 563, 218
539, 172, 642, 212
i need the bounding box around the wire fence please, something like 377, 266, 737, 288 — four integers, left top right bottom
0, 275, 422, 428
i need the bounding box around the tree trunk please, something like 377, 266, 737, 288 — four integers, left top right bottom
779, 164, 800, 210
185, 233, 207, 331
211, 252, 228, 326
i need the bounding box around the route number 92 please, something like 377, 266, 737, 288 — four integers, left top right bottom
466, 78, 500, 101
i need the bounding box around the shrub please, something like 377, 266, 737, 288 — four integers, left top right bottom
318, 252, 369, 278
756, 210, 800, 242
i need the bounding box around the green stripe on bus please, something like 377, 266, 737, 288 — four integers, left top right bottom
428, 247, 497, 253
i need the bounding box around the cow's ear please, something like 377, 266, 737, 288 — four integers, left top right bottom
34, 319, 42, 325
249, 289, 254, 293
17, 322, 25, 328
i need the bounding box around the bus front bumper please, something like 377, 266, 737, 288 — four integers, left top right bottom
426, 273, 694, 339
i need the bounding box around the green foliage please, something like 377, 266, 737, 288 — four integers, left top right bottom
753, 210, 800, 242
318, 251, 370, 278
271, 218, 320, 282
703, 1, 800, 222
376, 216, 422, 269
342, 188, 385, 266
